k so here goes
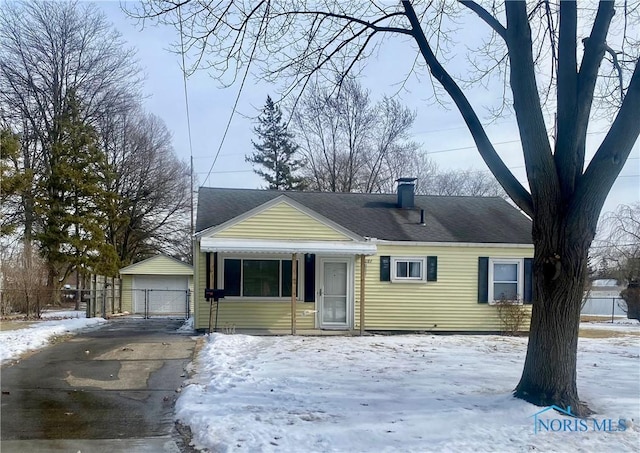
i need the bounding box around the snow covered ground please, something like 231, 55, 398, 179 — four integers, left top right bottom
0, 310, 105, 364
177, 323, 640, 453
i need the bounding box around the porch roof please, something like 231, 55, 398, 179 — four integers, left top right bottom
200, 238, 377, 255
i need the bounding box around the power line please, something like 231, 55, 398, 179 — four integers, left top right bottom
178, 6, 194, 237
201, 14, 265, 186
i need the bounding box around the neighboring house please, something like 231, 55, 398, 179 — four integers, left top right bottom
119, 255, 193, 317
581, 279, 626, 317
193, 179, 534, 333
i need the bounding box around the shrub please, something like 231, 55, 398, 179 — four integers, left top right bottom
494, 299, 529, 335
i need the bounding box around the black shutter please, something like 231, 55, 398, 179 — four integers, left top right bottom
478, 257, 489, 303
205, 252, 211, 301
304, 254, 316, 302
380, 256, 391, 281
426, 256, 438, 282
524, 258, 533, 304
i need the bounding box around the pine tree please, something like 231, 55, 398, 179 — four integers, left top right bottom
246, 96, 305, 190
0, 128, 27, 236
35, 91, 119, 289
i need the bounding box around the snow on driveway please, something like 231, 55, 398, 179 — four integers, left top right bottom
0, 311, 105, 364
177, 327, 640, 453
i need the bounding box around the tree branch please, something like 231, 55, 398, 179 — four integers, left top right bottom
402, 0, 533, 216
504, 1, 556, 213
604, 44, 624, 101
554, 0, 578, 199
460, 1, 506, 40
572, 61, 640, 226
573, 1, 616, 180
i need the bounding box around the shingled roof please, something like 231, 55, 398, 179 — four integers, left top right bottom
196, 187, 532, 244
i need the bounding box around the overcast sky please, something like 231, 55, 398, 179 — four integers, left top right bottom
100, 2, 638, 216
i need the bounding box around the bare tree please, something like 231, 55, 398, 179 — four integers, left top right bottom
0, 244, 48, 317
98, 109, 191, 266
292, 79, 419, 192
422, 168, 507, 198
593, 203, 640, 319
0, 0, 141, 287
129, 1, 640, 415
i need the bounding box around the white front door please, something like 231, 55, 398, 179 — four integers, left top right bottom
319, 258, 351, 329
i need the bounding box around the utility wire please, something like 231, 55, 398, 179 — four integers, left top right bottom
178, 6, 195, 237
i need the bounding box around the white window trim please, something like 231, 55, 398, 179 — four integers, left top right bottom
218, 254, 304, 301
488, 258, 524, 304
391, 257, 426, 283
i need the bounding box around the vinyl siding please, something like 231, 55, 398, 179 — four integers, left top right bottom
194, 241, 534, 332
120, 255, 193, 275
193, 244, 313, 330
215, 202, 352, 241
356, 244, 534, 331
121, 275, 133, 313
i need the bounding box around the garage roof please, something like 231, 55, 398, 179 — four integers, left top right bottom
119, 255, 193, 276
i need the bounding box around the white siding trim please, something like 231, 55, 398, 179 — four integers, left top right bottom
200, 238, 377, 255
371, 239, 533, 248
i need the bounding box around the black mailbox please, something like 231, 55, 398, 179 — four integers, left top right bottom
205, 288, 225, 301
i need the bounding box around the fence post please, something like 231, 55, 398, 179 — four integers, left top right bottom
102, 287, 107, 319
611, 297, 615, 323
145, 289, 149, 319
186, 290, 190, 319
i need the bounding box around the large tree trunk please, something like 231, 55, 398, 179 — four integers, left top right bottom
514, 218, 593, 416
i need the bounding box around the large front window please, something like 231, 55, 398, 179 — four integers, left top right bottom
223, 258, 298, 298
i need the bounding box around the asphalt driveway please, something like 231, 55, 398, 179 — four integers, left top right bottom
0, 318, 197, 452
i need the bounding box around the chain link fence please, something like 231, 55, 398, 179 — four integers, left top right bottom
125, 289, 191, 319
0, 288, 119, 319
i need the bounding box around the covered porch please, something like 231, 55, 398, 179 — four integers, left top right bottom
199, 238, 377, 334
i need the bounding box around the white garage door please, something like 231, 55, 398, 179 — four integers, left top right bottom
132, 275, 189, 316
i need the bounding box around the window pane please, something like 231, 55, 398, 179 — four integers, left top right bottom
243, 260, 279, 297
409, 261, 422, 278
494, 283, 518, 301
396, 261, 408, 278
281, 260, 298, 298
494, 263, 517, 282
223, 259, 241, 296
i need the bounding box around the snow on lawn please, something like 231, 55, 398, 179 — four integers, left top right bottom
0, 312, 106, 364
177, 330, 640, 453
580, 319, 640, 333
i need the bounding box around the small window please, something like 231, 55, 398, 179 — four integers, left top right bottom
391, 257, 425, 282
489, 258, 523, 302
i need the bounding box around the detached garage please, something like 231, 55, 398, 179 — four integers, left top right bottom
119, 255, 193, 317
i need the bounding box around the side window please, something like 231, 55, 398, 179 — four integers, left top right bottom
488, 258, 523, 302
391, 257, 425, 282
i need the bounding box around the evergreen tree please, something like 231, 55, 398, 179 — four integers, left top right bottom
0, 128, 27, 236
246, 96, 305, 190
35, 91, 119, 288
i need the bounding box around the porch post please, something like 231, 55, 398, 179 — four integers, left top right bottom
207, 252, 215, 333
291, 253, 297, 335
360, 255, 366, 336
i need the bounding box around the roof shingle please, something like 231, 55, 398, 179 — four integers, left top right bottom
196, 187, 532, 244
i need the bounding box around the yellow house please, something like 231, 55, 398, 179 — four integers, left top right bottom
120, 255, 193, 317
194, 179, 534, 333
